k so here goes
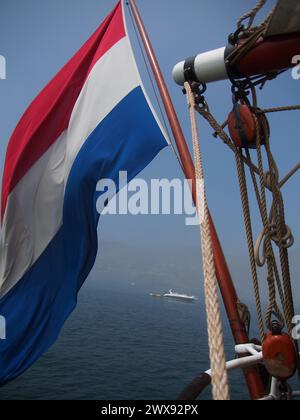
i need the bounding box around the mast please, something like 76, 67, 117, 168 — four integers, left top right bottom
127, 0, 265, 400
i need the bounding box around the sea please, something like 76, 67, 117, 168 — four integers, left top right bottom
0, 281, 276, 401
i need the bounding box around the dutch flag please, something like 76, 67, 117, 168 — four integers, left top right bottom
0, 1, 168, 386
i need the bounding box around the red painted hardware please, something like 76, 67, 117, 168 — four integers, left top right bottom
263, 324, 298, 381
228, 104, 269, 149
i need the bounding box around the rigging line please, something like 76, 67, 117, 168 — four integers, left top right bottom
194, 94, 289, 330
262, 105, 300, 114
125, 1, 184, 172
237, 0, 268, 30
200, 105, 298, 194
185, 82, 230, 401
234, 148, 265, 341
195, 104, 271, 190
280, 163, 300, 189
247, 152, 287, 326
191, 71, 297, 336
264, 136, 295, 334
254, 115, 285, 330
245, 84, 291, 330
250, 159, 291, 330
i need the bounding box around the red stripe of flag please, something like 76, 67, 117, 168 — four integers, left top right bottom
1, 1, 125, 221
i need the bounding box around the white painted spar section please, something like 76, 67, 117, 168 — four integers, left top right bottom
0, 38, 145, 298
172, 47, 228, 85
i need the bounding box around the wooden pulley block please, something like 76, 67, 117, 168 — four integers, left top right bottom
262, 322, 298, 380
228, 104, 270, 149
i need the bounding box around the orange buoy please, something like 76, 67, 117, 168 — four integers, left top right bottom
228, 104, 269, 149
262, 322, 297, 380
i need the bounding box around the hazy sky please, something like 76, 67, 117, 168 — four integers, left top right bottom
0, 0, 299, 303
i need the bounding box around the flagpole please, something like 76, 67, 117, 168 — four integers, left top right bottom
127, 0, 265, 400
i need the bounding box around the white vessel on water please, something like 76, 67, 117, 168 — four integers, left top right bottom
163, 290, 197, 302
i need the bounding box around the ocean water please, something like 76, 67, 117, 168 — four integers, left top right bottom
0, 283, 257, 400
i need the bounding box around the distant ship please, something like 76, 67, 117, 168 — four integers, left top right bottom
162, 290, 197, 302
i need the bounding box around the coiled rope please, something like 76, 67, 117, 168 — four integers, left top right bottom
185, 82, 230, 401
253, 115, 287, 330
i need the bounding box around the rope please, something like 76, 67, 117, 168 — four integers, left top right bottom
280, 163, 300, 189
185, 82, 230, 401
262, 106, 300, 114
235, 149, 265, 340
264, 136, 295, 334
254, 115, 286, 329
194, 94, 298, 333
194, 104, 267, 338
227, 2, 276, 89
250, 164, 288, 329
237, 0, 268, 30
226, 26, 266, 72
198, 105, 267, 187
191, 79, 299, 370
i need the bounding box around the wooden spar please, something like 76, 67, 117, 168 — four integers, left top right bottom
236, 32, 300, 77
173, 32, 300, 86
127, 0, 265, 400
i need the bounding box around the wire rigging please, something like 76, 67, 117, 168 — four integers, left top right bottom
126, 1, 184, 171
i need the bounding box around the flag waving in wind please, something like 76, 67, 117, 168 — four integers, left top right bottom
0, 1, 168, 386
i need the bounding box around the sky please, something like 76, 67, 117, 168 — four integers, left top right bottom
0, 0, 299, 305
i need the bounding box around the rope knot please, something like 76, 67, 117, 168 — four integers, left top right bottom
264, 169, 279, 191
270, 223, 294, 249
